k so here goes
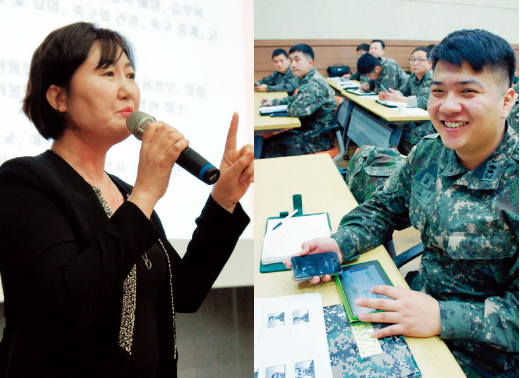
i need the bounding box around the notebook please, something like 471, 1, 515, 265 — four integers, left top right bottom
261, 213, 332, 265
323, 304, 422, 378
259, 104, 288, 116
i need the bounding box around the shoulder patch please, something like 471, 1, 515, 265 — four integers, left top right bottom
382, 67, 388, 76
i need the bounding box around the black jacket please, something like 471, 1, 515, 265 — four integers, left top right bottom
0, 150, 249, 377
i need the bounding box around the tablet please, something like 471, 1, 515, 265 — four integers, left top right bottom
335, 260, 394, 323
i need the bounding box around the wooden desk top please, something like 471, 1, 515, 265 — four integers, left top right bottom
326, 79, 431, 122
254, 92, 301, 131
254, 154, 465, 378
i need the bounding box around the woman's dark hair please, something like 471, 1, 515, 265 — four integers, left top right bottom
23, 22, 135, 140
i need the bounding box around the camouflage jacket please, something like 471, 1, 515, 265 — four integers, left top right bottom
344, 145, 406, 204
396, 69, 433, 110
507, 82, 519, 134
271, 68, 336, 146
332, 126, 519, 359
256, 67, 299, 93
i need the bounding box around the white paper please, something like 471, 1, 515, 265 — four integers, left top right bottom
259, 104, 288, 115
254, 294, 333, 378
401, 107, 430, 116
262, 214, 331, 265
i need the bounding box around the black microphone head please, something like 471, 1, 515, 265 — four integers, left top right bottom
126, 111, 156, 140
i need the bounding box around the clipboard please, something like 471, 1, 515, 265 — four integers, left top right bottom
260, 194, 332, 273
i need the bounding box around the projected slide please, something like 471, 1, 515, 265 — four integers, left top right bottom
0, 0, 252, 239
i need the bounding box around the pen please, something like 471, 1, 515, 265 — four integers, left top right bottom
272, 209, 299, 230
380, 84, 390, 93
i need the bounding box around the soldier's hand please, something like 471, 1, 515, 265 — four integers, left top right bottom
261, 99, 273, 106
341, 73, 351, 79
285, 237, 342, 284
355, 285, 441, 338
359, 83, 370, 92
378, 91, 389, 101
384, 88, 408, 104
255, 84, 268, 92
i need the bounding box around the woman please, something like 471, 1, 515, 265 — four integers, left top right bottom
0, 22, 253, 377
378, 46, 436, 154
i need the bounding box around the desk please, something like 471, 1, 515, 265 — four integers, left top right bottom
254, 92, 301, 158
255, 154, 465, 378
326, 79, 430, 153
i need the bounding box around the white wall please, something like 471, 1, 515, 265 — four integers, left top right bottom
254, 0, 519, 44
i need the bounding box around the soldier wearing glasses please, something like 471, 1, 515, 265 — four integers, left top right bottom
379, 46, 436, 154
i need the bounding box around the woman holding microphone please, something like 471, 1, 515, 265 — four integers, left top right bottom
0, 22, 253, 377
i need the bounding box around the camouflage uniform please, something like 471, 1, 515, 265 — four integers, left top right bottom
256, 66, 299, 94
261, 68, 337, 158
361, 57, 408, 93
332, 126, 519, 377
344, 145, 406, 204
349, 71, 365, 82
396, 69, 436, 154
506, 82, 518, 134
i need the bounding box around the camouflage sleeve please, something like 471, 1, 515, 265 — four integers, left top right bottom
257, 71, 277, 86
286, 84, 330, 117
379, 63, 406, 92
414, 78, 432, 110
350, 72, 361, 81
360, 75, 370, 85
438, 261, 519, 351
331, 152, 414, 262
396, 75, 412, 97
266, 74, 299, 94
271, 96, 293, 106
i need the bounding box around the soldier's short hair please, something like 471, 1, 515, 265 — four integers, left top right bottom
371, 39, 385, 49
356, 43, 370, 53
357, 53, 381, 75
431, 29, 516, 88
289, 44, 314, 61
272, 49, 288, 59
412, 46, 432, 59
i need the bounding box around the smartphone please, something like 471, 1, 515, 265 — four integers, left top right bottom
291, 252, 342, 281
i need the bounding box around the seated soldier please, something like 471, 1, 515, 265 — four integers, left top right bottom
358, 53, 408, 94
260, 44, 336, 158
369, 39, 386, 58
254, 48, 299, 94
341, 43, 370, 81
379, 46, 436, 154
287, 29, 518, 378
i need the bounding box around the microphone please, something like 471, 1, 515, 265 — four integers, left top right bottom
126, 111, 220, 185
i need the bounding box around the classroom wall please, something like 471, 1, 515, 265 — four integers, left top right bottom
254, 0, 519, 44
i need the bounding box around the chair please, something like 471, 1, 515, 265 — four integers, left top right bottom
392, 241, 424, 268
303, 96, 349, 163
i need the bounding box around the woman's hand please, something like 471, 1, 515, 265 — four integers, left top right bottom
129, 121, 189, 218
285, 237, 342, 284
211, 113, 254, 213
